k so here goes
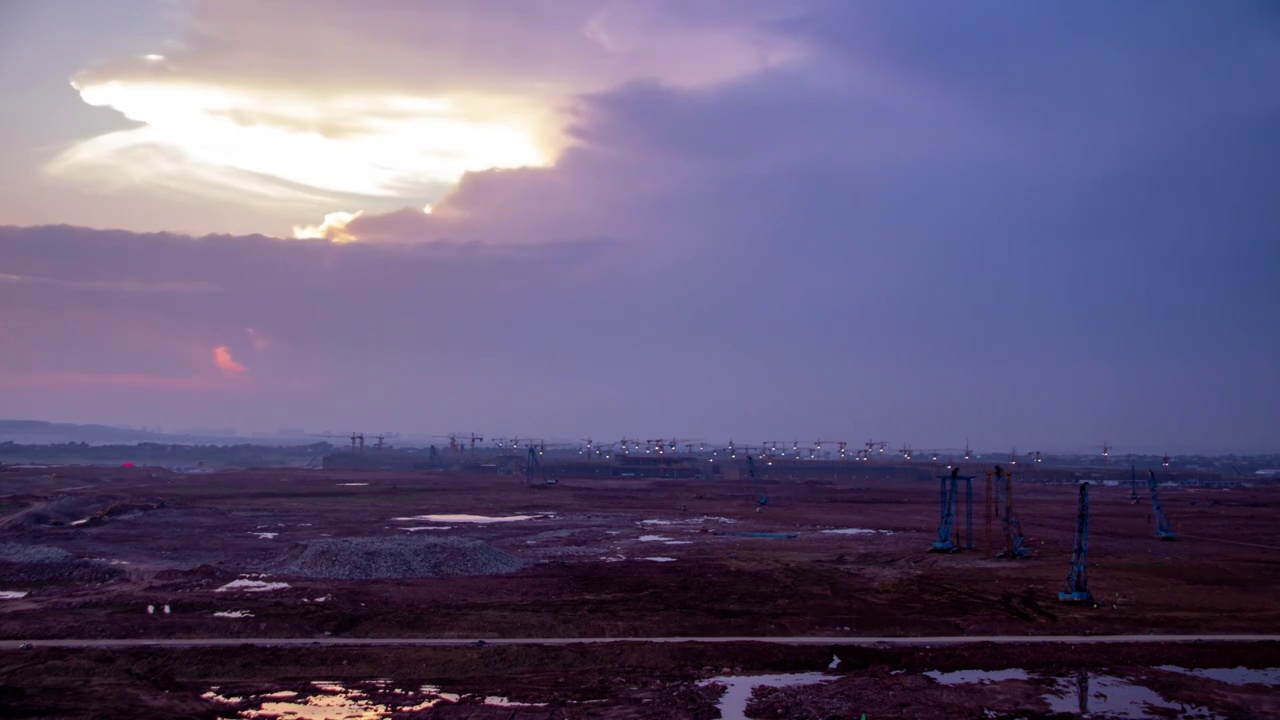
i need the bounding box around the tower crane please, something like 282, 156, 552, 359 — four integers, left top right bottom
310, 432, 365, 454
1059, 482, 1093, 603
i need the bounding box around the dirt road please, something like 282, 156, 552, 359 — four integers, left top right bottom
3, 633, 1277, 650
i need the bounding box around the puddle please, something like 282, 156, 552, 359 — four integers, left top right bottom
482, 695, 547, 707
828, 656, 841, 670
214, 610, 253, 618
401, 526, 451, 532
207, 681, 544, 718
820, 528, 891, 535
0, 591, 29, 599
925, 669, 1030, 685
216, 579, 291, 593
664, 540, 693, 545
700, 672, 836, 720
249, 532, 279, 539
1043, 673, 1223, 719
600, 555, 626, 562
69, 518, 91, 526
642, 556, 677, 562
337, 483, 369, 486
642, 516, 736, 525
1156, 666, 1280, 686
391, 514, 540, 523
638, 535, 671, 542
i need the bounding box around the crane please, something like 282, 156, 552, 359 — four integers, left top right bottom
1059, 482, 1093, 603
1148, 471, 1177, 540
310, 432, 364, 454
747, 455, 769, 507
812, 440, 837, 454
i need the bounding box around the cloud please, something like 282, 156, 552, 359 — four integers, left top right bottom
45, 0, 810, 228
212, 345, 247, 377
292, 210, 362, 243
0, 272, 222, 295
4, 3, 1279, 450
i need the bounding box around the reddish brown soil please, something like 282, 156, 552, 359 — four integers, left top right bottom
1, 465, 1278, 717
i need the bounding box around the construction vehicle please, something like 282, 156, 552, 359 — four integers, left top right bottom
1147, 471, 1177, 539
747, 455, 769, 507
1059, 482, 1093, 603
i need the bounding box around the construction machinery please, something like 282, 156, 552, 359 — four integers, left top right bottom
311, 432, 365, 454
987, 465, 1030, 558
1147, 470, 1177, 540
1059, 482, 1093, 603
931, 468, 975, 552
930, 469, 960, 552
523, 445, 550, 487
747, 455, 769, 507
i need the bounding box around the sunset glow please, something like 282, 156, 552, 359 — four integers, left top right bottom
48, 79, 552, 203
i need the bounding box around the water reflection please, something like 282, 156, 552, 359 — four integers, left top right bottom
204, 680, 545, 718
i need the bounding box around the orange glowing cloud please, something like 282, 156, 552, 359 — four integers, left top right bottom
213, 345, 248, 376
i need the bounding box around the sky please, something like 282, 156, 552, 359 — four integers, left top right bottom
1, 0, 1278, 454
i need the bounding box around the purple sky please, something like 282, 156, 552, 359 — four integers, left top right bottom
1, 1, 1277, 453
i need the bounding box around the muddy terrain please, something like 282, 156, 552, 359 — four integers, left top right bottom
1, 464, 1277, 717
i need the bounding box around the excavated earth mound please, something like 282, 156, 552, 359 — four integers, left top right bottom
280, 535, 528, 580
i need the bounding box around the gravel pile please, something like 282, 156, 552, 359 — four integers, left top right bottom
281, 535, 527, 580
0, 543, 120, 583
0, 543, 74, 564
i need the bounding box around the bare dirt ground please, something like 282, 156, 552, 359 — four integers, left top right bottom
1, 464, 1278, 717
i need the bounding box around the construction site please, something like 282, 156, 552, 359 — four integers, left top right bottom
1, 442, 1278, 718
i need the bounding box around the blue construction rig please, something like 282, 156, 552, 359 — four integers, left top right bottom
1059, 481, 1093, 603
930, 468, 974, 552
1148, 470, 1177, 539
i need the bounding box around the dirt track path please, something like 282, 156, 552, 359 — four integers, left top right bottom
3, 634, 1278, 650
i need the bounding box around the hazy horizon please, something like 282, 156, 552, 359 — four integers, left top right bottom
2, 1, 1277, 456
